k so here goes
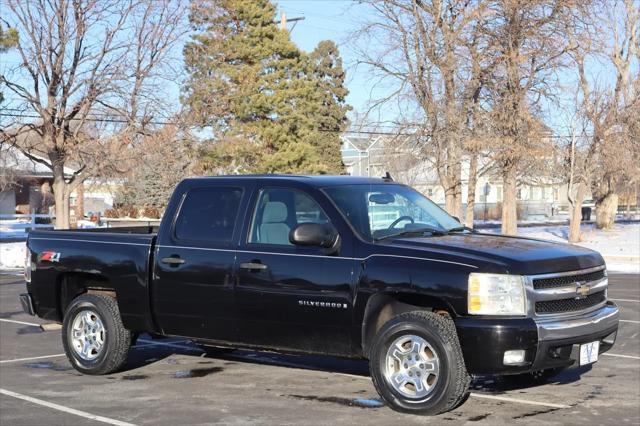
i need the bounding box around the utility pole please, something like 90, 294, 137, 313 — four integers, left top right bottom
277, 11, 305, 33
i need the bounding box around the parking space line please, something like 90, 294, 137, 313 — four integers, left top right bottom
620, 319, 640, 324
469, 393, 570, 409
603, 353, 640, 360
0, 318, 41, 327
0, 388, 136, 426
610, 298, 639, 303
0, 354, 65, 364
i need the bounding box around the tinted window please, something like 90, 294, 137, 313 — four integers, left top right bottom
250, 188, 329, 246
325, 184, 459, 241
175, 187, 243, 244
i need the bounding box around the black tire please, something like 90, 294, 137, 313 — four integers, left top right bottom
369, 311, 470, 415
62, 294, 132, 375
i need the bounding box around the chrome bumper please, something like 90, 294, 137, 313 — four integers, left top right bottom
535, 301, 619, 341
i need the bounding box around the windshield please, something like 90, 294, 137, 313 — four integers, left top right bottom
324, 184, 461, 242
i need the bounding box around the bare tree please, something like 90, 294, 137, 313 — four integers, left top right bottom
570, 0, 639, 229
352, 0, 494, 219
116, 124, 196, 210
0, 0, 186, 228
486, 0, 576, 235
0, 144, 23, 192
561, 115, 591, 243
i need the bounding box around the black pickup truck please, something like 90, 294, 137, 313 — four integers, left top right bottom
22, 175, 619, 415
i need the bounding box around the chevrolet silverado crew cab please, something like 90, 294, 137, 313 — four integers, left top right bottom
21, 175, 619, 415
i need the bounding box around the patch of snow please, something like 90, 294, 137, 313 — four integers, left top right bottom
485, 223, 640, 274
0, 242, 26, 269
605, 262, 640, 274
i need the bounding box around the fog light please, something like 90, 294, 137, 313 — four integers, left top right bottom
503, 350, 526, 365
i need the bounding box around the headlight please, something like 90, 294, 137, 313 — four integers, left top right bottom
468, 273, 526, 315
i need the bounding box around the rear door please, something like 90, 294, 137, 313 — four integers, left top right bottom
153, 182, 250, 340
234, 185, 356, 355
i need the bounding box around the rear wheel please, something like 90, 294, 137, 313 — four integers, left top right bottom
369, 311, 470, 415
62, 294, 131, 375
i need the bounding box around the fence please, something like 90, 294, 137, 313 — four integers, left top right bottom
0, 214, 55, 240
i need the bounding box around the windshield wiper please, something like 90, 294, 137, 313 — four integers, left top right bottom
446, 226, 476, 233
374, 227, 447, 242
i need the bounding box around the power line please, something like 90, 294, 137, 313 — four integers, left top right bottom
0, 111, 597, 138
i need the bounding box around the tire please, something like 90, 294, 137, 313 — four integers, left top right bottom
369, 311, 470, 415
61, 294, 132, 375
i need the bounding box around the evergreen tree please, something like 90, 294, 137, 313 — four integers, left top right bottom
0, 24, 19, 104
306, 40, 351, 174
183, 0, 350, 175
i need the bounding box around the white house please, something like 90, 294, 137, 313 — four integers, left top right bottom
340, 134, 575, 220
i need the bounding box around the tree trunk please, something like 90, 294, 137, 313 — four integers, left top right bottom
568, 182, 586, 243
501, 163, 517, 235
465, 153, 478, 228
76, 182, 85, 219
595, 192, 618, 229
52, 175, 70, 229
444, 147, 463, 219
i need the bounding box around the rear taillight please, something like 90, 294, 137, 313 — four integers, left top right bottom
24, 247, 31, 283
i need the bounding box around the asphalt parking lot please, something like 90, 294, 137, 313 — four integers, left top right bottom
1, 273, 638, 425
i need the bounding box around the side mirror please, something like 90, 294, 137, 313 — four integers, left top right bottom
289, 223, 339, 251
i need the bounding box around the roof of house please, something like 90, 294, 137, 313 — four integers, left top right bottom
1, 145, 75, 178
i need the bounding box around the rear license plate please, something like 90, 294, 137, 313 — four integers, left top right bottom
580, 341, 600, 365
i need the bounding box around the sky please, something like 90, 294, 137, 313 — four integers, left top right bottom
2, 0, 636, 137
0, 0, 378, 128
275, 0, 372, 116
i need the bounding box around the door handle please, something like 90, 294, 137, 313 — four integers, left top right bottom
239, 262, 267, 271
161, 256, 185, 265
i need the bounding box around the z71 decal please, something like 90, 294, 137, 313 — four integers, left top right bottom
40, 251, 61, 263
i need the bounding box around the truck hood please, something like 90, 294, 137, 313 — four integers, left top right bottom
388, 232, 604, 275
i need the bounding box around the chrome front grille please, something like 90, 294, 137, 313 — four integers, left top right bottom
532, 269, 606, 290
526, 266, 608, 317
535, 290, 606, 314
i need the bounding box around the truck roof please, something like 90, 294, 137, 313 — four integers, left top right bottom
182, 174, 395, 188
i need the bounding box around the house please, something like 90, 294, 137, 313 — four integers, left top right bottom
0, 145, 116, 217
340, 134, 581, 220
0, 145, 69, 215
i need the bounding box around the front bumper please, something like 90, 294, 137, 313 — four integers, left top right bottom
455, 301, 619, 375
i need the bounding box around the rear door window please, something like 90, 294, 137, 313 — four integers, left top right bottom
174, 187, 243, 245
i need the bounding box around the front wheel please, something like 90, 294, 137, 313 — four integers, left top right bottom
369, 311, 470, 415
62, 294, 132, 375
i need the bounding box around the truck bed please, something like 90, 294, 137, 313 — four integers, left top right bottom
27, 228, 157, 332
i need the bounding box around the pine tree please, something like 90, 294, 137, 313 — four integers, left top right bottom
306, 40, 351, 173
0, 24, 19, 104
183, 0, 350, 175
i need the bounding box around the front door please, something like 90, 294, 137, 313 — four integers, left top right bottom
234, 186, 355, 355
153, 185, 245, 340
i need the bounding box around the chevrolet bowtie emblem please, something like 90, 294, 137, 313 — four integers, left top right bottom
575, 281, 590, 299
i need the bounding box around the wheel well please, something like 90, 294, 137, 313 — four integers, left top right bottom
361, 293, 453, 357
57, 273, 116, 320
